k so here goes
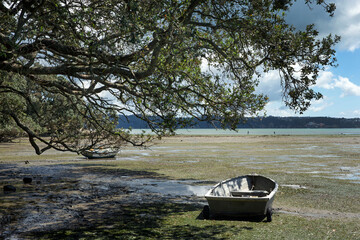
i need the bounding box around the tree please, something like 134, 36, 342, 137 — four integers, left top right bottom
0, 0, 339, 154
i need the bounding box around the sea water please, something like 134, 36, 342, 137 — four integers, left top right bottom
131, 128, 360, 135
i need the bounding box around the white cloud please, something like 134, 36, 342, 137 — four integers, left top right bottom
334, 76, 360, 97
287, 0, 360, 51
256, 70, 282, 101
259, 69, 360, 116
352, 110, 360, 116
261, 101, 297, 117
263, 97, 335, 117
308, 97, 333, 112
257, 69, 336, 116
316, 71, 335, 89
337, 109, 360, 118
329, 1, 360, 51
315, 71, 360, 97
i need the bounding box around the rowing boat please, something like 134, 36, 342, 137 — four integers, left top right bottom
204, 174, 278, 222
81, 148, 118, 159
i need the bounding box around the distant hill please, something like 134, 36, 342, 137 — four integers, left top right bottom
117, 115, 360, 129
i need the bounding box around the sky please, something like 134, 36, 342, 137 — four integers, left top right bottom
257, 0, 360, 118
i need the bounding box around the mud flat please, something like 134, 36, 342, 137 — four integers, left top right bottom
1, 135, 359, 239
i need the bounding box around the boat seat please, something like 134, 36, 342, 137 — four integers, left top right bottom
231, 190, 269, 197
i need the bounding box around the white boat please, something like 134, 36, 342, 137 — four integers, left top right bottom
204, 174, 278, 221
81, 148, 118, 159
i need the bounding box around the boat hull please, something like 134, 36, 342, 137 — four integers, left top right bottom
82, 153, 117, 159
205, 175, 278, 219
81, 148, 118, 159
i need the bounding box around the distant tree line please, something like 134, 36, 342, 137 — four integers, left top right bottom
118, 115, 360, 129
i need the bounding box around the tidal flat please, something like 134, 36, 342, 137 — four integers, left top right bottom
0, 135, 359, 239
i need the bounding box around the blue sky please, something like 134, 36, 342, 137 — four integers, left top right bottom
257, 0, 360, 118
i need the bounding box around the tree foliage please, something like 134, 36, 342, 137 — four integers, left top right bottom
0, 0, 339, 154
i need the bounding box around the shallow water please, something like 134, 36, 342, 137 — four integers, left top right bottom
131, 128, 360, 135
332, 173, 360, 181
125, 178, 211, 196
78, 173, 212, 197
281, 184, 307, 189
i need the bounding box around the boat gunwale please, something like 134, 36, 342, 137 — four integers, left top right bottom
204, 174, 278, 199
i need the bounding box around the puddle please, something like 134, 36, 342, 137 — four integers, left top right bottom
79, 174, 211, 197
281, 184, 308, 189
305, 170, 333, 174
120, 149, 152, 156
176, 160, 200, 164
115, 156, 143, 161
331, 173, 360, 182
300, 162, 328, 167
306, 165, 360, 183
295, 146, 319, 150
298, 154, 340, 159
310, 174, 360, 184
125, 178, 211, 196
278, 154, 339, 161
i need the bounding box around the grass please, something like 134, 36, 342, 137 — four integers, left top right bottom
1, 135, 360, 239
27, 204, 359, 240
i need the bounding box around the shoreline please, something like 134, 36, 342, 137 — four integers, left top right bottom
130, 128, 360, 136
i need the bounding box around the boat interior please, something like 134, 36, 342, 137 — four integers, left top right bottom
211, 175, 276, 197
